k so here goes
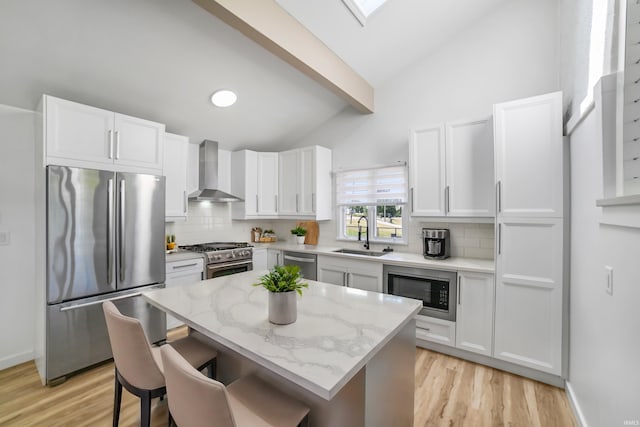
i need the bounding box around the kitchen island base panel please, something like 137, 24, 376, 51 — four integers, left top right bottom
190, 320, 416, 427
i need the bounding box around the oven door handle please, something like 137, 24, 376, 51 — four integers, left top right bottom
208, 260, 252, 270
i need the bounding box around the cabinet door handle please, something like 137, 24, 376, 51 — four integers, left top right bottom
115, 131, 121, 160
108, 130, 113, 159
497, 180, 502, 213
445, 186, 450, 214
312, 193, 315, 212
343, 271, 347, 287
457, 275, 461, 305
296, 194, 299, 212
498, 223, 502, 255
255, 195, 259, 213
183, 190, 187, 214
173, 263, 198, 269
410, 188, 415, 213
275, 195, 278, 213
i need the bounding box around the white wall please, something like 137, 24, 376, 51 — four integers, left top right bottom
0, 105, 36, 369
567, 88, 640, 425
295, 0, 560, 170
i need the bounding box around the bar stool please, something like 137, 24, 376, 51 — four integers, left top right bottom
161, 345, 310, 427
102, 301, 218, 427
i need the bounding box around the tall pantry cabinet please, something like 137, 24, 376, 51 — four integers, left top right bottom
493, 92, 566, 376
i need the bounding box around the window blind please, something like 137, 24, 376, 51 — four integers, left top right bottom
335, 165, 407, 206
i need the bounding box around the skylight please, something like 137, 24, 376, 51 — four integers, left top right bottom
342, 0, 388, 26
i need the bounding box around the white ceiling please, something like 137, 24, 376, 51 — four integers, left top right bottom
0, 0, 504, 151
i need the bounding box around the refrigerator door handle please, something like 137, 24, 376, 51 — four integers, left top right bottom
119, 179, 126, 283
59, 292, 143, 312
107, 178, 114, 288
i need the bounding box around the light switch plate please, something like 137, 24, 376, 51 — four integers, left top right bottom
605, 266, 613, 295
0, 231, 9, 246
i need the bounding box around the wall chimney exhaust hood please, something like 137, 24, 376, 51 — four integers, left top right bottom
189, 140, 243, 202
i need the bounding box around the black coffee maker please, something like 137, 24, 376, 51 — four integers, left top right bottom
422, 228, 450, 259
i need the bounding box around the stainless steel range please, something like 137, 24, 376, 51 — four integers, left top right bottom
180, 242, 253, 279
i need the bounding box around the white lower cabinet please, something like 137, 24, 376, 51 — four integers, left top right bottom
252, 248, 268, 271
267, 249, 282, 269
494, 218, 563, 375
165, 257, 204, 330
455, 272, 495, 356
416, 316, 456, 347
317, 256, 382, 293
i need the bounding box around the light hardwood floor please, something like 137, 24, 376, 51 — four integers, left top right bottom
0, 328, 576, 426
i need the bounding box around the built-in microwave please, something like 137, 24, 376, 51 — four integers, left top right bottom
383, 265, 457, 322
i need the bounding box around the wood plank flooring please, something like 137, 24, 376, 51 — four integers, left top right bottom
0, 328, 576, 426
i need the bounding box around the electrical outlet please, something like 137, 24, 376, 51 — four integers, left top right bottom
0, 231, 9, 246
605, 266, 613, 296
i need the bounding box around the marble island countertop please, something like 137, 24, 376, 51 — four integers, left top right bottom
252, 242, 495, 274
143, 270, 421, 400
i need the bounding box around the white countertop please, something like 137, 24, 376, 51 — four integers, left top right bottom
252, 242, 495, 274
165, 250, 205, 263
143, 270, 421, 400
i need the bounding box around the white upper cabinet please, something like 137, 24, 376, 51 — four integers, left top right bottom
44, 95, 164, 173
278, 146, 332, 220
163, 133, 189, 221
445, 118, 495, 217
494, 92, 563, 218
113, 114, 164, 171
409, 125, 446, 216
257, 152, 279, 215
231, 150, 278, 218
409, 118, 494, 218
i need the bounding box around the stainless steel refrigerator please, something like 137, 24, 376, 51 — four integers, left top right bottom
45, 165, 166, 384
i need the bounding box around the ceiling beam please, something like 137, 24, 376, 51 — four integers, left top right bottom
193, 0, 375, 114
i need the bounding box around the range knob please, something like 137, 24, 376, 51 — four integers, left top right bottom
226, 253, 233, 259
213, 254, 222, 261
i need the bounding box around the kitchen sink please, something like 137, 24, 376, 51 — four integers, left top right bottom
333, 249, 387, 257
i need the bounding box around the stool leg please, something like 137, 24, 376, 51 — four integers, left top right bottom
113, 371, 122, 427
207, 359, 217, 379
140, 391, 151, 427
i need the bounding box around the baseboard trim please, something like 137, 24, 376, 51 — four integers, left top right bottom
565, 381, 588, 427
0, 350, 34, 371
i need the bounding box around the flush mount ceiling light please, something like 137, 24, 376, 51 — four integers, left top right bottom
210, 90, 237, 107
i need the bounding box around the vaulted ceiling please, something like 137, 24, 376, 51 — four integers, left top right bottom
0, 0, 505, 151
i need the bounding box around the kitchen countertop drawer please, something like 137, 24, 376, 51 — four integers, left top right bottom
416, 316, 456, 347
166, 258, 204, 275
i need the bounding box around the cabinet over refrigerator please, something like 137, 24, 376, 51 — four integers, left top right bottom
41, 166, 166, 384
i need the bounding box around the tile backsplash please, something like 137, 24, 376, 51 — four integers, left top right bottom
166, 202, 495, 260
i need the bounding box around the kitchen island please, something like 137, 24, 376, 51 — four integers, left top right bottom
143, 270, 421, 427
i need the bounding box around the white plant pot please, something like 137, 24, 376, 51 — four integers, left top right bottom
268, 291, 297, 325
295, 235, 305, 245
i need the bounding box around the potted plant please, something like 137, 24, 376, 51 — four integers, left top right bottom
166, 234, 176, 250
253, 265, 308, 324
290, 226, 307, 245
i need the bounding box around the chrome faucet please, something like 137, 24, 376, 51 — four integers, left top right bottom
357, 216, 370, 250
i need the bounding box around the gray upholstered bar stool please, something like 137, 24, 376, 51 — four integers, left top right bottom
103, 301, 218, 427
161, 345, 310, 427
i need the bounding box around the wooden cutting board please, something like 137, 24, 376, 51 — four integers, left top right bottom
297, 221, 319, 245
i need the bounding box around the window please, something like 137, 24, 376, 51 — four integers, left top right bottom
335, 165, 407, 244
342, 0, 388, 26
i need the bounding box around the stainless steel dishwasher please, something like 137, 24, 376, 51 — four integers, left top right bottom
282, 251, 317, 280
